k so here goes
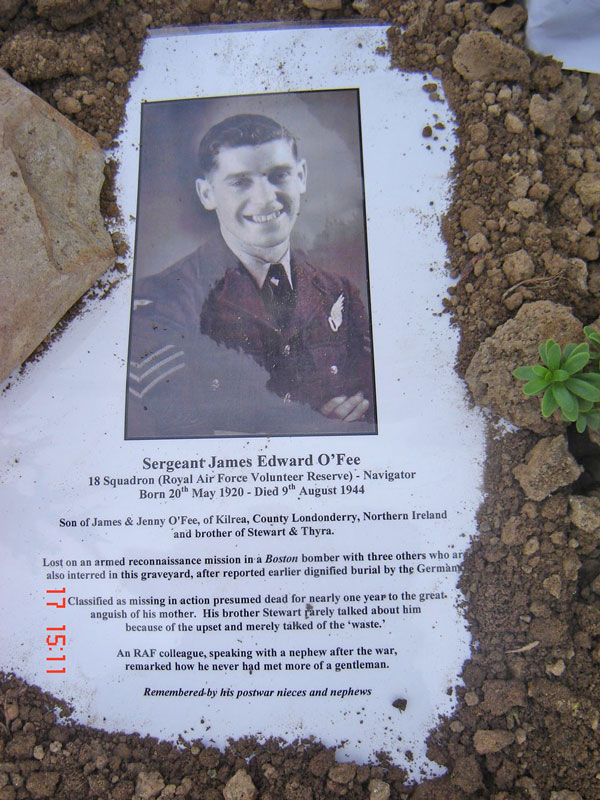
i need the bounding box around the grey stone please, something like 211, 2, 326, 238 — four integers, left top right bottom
529, 94, 563, 136
503, 249, 535, 283
489, 4, 527, 35
36, 0, 110, 30
568, 495, 600, 533
135, 771, 165, 800
452, 31, 531, 82
513, 435, 583, 501
223, 770, 257, 800
0, 69, 114, 382
575, 173, 600, 207
368, 779, 391, 800
465, 301, 583, 433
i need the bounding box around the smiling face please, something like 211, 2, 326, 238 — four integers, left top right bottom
195, 138, 307, 253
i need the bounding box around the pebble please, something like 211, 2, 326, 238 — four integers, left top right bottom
505, 112, 525, 134
513, 435, 583, 502
328, 763, 356, 784
543, 574, 561, 598
575, 173, 600, 207
368, 779, 390, 800
529, 94, 561, 135
465, 690, 479, 706
502, 248, 535, 283
473, 729, 514, 754
223, 770, 257, 800
468, 232, 489, 253
489, 4, 527, 35
57, 96, 81, 114
452, 31, 530, 82
135, 771, 166, 800
508, 198, 537, 218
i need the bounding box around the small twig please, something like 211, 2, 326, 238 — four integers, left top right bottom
502, 272, 564, 301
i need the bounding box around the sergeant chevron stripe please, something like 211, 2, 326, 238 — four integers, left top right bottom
128, 345, 185, 399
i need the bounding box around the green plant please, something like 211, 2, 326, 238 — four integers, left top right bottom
513, 335, 600, 433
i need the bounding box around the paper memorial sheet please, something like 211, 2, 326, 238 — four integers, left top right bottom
0, 23, 485, 778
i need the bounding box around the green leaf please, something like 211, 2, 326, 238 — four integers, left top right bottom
576, 416, 587, 433
552, 369, 570, 382
576, 398, 594, 413
579, 372, 600, 387
587, 411, 600, 430
562, 351, 590, 375
562, 343, 578, 361
539, 341, 549, 364
541, 387, 559, 417
546, 341, 561, 371
523, 378, 549, 395
566, 377, 600, 402
584, 326, 600, 346
513, 366, 538, 381
532, 365, 549, 378
552, 384, 579, 421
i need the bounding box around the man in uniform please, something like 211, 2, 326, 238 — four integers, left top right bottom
126, 113, 376, 439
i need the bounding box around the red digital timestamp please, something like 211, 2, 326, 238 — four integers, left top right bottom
46, 588, 66, 674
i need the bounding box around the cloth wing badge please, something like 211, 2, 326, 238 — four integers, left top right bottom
328, 293, 345, 332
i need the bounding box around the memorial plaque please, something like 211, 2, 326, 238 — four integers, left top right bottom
0, 23, 485, 778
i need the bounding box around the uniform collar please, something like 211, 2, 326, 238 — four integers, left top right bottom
220, 228, 293, 289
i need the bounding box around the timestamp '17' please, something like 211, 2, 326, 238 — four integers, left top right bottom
46, 588, 67, 674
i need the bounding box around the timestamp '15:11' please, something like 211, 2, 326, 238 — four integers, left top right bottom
46, 587, 66, 674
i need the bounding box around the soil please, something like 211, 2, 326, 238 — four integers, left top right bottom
2, 0, 600, 798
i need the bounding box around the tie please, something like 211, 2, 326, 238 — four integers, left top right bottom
261, 263, 294, 328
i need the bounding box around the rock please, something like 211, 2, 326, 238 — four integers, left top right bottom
558, 76, 587, 118
452, 31, 530, 82
465, 301, 583, 433
543, 574, 562, 598
135, 772, 165, 800
223, 770, 257, 800
505, 112, 525, 134
529, 94, 563, 135
0, 69, 114, 382
575, 173, 600, 207
469, 121, 489, 144
25, 773, 60, 799
468, 232, 489, 253
57, 96, 82, 115
473, 729, 514, 754
569, 495, 600, 533
0, 0, 23, 26
503, 249, 535, 283
550, 792, 583, 800
303, 0, 341, 8
368, 779, 391, 800
563, 551, 582, 582
36, 0, 110, 30
513, 435, 583, 501
6, 732, 36, 758
508, 198, 537, 218
489, 4, 527, 35
450, 755, 483, 794
328, 763, 356, 784
461, 205, 485, 234
481, 680, 527, 715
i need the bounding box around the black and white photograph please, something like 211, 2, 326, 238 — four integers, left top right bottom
125, 90, 378, 439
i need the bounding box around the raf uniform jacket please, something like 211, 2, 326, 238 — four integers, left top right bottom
126, 234, 376, 439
